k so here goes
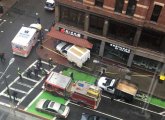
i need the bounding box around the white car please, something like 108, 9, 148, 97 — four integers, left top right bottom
36, 99, 70, 118
56, 41, 72, 56
97, 77, 118, 94
44, 0, 55, 11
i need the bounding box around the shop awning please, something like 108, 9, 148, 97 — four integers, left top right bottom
47, 27, 93, 49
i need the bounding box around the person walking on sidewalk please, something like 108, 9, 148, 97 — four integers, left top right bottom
17, 67, 22, 80
0, 52, 5, 62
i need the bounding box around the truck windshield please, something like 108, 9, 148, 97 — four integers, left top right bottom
43, 100, 50, 108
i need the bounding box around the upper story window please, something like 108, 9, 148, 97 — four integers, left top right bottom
95, 0, 104, 7
75, 0, 83, 3
126, 0, 137, 16
115, 0, 124, 13
150, 4, 162, 22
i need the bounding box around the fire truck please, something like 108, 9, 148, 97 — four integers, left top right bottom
44, 72, 102, 109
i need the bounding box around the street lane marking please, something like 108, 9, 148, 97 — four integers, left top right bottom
24, 90, 44, 111
160, 111, 165, 115
70, 102, 123, 120
16, 82, 32, 88
0, 102, 10, 107
9, 87, 27, 94
102, 95, 161, 115
22, 76, 38, 83
1, 93, 21, 101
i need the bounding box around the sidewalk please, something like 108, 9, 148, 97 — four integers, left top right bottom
0, 104, 44, 120
0, 0, 17, 17
36, 35, 165, 100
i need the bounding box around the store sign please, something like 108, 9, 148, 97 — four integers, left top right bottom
60, 28, 82, 38
110, 43, 131, 54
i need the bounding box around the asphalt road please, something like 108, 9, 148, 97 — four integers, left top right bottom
0, 0, 164, 120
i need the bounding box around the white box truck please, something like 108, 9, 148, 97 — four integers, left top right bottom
56, 42, 90, 68
11, 23, 42, 57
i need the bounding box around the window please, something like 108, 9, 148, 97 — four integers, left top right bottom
89, 15, 104, 35
60, 6, 85, 29
75, 0, 83, 3
150, 5, 162, 22
115, 0, 124, 13
126, 0, 137, 16
95, 0, 104, 7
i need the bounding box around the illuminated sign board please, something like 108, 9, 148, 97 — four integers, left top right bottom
59, 28, 82, 38
110, 43, 131, 53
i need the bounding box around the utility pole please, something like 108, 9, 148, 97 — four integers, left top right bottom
141, 63, 161, 115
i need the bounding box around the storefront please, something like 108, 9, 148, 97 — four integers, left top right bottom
103, 42, 130, 64
132, 55, 162, 72
88, 37, 101, 55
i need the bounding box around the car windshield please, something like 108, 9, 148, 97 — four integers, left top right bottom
43, 100, 50, 108
58, 104, 66, 114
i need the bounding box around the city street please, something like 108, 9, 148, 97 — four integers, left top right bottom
0, 0, 164, 120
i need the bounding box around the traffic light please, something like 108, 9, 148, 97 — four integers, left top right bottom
0, 6, 3, 14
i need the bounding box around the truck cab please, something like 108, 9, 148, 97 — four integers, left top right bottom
56, 41, 72, 57
44, 0, 55, 11
97, 77, 118, 94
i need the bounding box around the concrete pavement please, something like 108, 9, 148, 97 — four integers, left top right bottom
0, 0, 17, 17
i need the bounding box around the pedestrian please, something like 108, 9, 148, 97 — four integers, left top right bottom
0, 52, 5, 62
41, 68, 47, 77
12, 91, 18, 102
34, 67, 39, 78
37, 17, 41, 24
17, 67, 22, 80
36, 62, 41, 71
48, 58, 53, 67
37, 58, 42, 67
111, 95, 115, 102
26, 69, 32, 78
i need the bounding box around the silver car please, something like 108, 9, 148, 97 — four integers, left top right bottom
36, 99, 70, 118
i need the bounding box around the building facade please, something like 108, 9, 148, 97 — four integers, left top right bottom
54, 0, 165, 74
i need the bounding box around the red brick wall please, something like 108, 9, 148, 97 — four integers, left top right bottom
104, 0, 115, 10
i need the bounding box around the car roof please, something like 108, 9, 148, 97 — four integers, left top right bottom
48, 101, 61, 111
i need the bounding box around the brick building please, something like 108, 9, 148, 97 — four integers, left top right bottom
53, 0, 165, 74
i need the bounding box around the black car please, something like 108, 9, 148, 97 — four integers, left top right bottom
80, 113, 109, 120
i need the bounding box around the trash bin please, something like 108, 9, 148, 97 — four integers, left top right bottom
0, 5, 3, 13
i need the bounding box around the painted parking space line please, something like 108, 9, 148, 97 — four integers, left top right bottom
102, 95, 161, 115
70, 102, 123, 120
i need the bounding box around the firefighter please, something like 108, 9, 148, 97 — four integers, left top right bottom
48, 58, 53, 67
26, 68, 32, 78
37, 57, 42, 67
17, 67, 22, 79
0, 52, 5, 62
34, 67, 39, 78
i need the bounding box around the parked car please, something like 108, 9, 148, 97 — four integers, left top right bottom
80, 113, 109, 120
44, 0, 55, 11
36, 99, 70, 118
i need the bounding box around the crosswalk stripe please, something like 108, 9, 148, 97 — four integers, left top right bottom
1, 93, 21, 101
9, 87, 27, 94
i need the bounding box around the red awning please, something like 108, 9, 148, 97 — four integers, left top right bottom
47, 27, 93, 49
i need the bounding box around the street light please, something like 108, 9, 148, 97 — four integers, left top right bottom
0, 58, 15, 80
0, 58, 15, 102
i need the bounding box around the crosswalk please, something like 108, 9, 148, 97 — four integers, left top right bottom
0, 60, 56, 107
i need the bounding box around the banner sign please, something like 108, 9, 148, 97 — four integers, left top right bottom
110, 43, 131, 53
